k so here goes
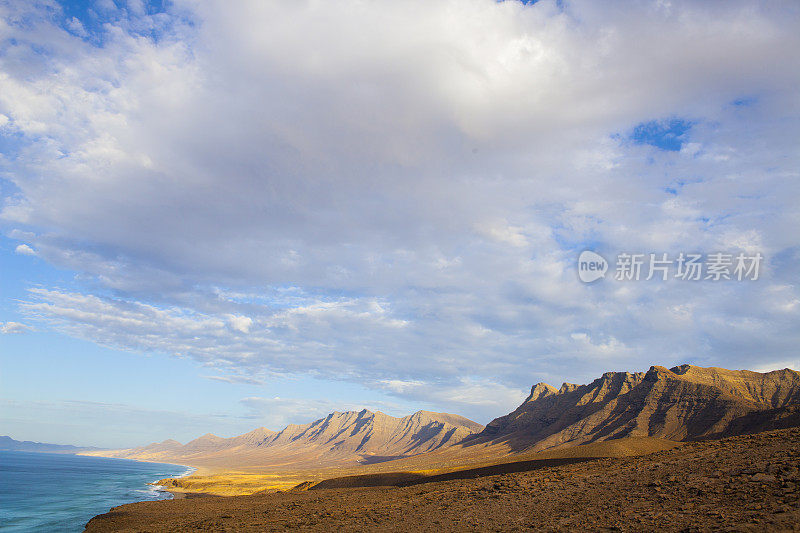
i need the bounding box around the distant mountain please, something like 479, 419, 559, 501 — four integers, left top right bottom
0, 436, 103, 454
469, 364, 800, 452
82, 409, 483, 469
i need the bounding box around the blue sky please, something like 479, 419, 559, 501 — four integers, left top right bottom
1, 0, 799, 448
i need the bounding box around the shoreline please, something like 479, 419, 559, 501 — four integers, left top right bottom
149, 463, 198, 500
78, 453, 201, 501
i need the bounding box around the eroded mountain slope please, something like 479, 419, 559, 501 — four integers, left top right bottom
471, 364, 800, 452
82, 409, 483, 470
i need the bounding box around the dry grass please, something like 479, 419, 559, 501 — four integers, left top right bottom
157, 472, 317, 496
153, 436, 681, 496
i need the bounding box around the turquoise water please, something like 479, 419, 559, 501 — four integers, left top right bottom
0, 451, 192, 532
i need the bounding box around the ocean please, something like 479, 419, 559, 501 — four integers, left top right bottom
0, 451, 192, 532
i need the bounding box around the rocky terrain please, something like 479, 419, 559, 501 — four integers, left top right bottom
85, 426, 800, 532
471, 364, 800, 452
82, 409, 483, 471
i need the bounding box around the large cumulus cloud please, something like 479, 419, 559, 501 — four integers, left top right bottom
2, 0, 799, 418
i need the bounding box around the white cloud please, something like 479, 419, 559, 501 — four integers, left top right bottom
476, 220, 530, 248
567, 332, 631, 359
0, 1, 798, 417
65, 17, 87, 38
750, 360, 800, 374
204, 375, 263, 386
0, 321, 33, 334
226, 314, 253, 334
19, 287, 421, 378
14, 244, 36, 256
379, 379, 426, 394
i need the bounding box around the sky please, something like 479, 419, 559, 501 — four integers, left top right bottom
0, 0, 798, 448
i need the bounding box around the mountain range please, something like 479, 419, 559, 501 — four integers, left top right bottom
83, 409, 484, 470
0, 436, 103, 454
83, 364, 800, 477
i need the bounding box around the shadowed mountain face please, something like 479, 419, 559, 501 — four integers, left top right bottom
471, 365, 800, 452
84, 410, 483, 469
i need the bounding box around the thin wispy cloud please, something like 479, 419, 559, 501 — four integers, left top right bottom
204, 375, 264, 386
0, 321, 33, 334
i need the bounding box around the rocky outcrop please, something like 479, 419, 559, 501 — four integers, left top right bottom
525, 383, 558, 402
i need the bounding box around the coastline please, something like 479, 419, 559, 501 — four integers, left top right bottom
85, 455, 201, 502
79, 452, 202, 500
147, 462, 198, 500
78, 452, 260, 498
0, 451, 197, 532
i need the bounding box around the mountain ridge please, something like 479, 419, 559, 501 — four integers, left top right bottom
469, 364, 800, 452
80, 364, 800, 478
82, 409, 483, 470
0, 436, 103, 454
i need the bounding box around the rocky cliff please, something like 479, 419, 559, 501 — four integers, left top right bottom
472, 364, 800, 451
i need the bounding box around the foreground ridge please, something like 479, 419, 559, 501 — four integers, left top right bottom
85, 426, 800, 531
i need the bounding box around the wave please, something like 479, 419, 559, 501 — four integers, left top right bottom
143, 464, 196, 500
177, 466, 197, 478
134, 485, 171, 499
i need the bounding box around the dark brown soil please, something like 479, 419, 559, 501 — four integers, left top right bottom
85, 427, 800, 532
